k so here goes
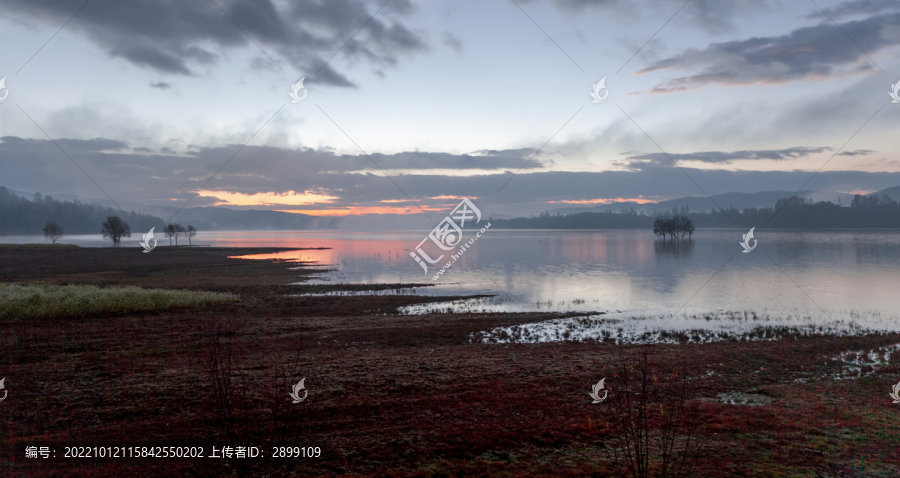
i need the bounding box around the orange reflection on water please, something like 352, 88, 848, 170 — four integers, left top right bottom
553, 231, 652, 265
229, 249, 336, 263
274, 206, 445, 216
219, 231, 418, 264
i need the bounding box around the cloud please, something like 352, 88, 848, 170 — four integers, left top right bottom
523, 0, 770, 33
364, 149, 548, 171
0, 136, 129, 154
442, 31, 462, 51
3, 136, 899, 217
838, 149, 875, 156
626, 147, 832, 164
807, 0, 900, 20
3, 0, 428, 85
149, 81, 170, 89
635, 13, 900, 92
0, 136, 548, 207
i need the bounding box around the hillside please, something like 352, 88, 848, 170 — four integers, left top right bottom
0, 187, 164, 236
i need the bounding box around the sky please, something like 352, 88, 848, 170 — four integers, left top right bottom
1, 0, 899, 221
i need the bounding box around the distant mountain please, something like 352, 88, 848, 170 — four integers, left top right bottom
542, 190, 816, 216
3, 187, 428, 232
7, 184, 899, 235
494, 193, 900, 230
874, 185, 900, 201
141, 205, 342, 231
140, 205, 432, 231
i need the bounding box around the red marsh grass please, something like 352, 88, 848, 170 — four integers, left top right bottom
1, 246, 899, 477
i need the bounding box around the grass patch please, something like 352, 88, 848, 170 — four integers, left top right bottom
0, 283, 237, 320
0, 243, 80, 249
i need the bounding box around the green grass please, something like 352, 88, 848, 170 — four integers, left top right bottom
0, 283, 237, 320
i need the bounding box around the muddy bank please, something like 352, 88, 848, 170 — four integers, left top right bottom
1, 246, 898, 477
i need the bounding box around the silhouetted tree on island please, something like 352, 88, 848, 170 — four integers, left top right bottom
684, 218, 695, 239
42, 221, 64, 244
101, 216, 131, 246
654, 215, 694, 243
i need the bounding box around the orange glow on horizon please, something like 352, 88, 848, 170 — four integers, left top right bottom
196, 189, 339, 206
274, 205, 442, 216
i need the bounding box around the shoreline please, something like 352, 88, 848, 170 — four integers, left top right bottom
2, 246, 899, 476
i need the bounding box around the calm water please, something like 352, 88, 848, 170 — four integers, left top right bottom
8, 229, 900, 336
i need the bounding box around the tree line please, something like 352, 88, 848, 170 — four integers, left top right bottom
490, 193, 900, 229
162, 223, 198, 246
43, 217, 200, 247
0, 187, 203, 246
0, 187, 163, 235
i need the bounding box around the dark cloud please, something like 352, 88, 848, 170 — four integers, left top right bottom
626, 147, 831, 164
442, 32, 462, 51
149, 81, 170, 89
807, 0, 900, 20
522, 0, 769, 33
636, 13, 900, 92
3, 136, 898, 217
0, 137, 547, 206
4, 0, 427, 85
0, 136, 129, 154
838, 149, 875, 156
365, 150, 547, 170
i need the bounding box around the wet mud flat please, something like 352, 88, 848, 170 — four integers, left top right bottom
1, 245, 898, 477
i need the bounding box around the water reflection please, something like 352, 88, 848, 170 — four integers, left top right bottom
654, 239, 695, 259
473, 309, 900, 345
13, 228, 893, 324
228, 229, 900, 326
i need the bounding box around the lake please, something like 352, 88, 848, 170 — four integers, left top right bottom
7, 228, 900, 340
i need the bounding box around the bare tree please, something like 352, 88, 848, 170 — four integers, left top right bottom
174, 224, 185, 246
653, 217, 666, 243
185, 225, 197, 246
164, 224, 176, 246
101, 216, 131, 246
42, 221, 64, 244
600, 349, 702, 478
